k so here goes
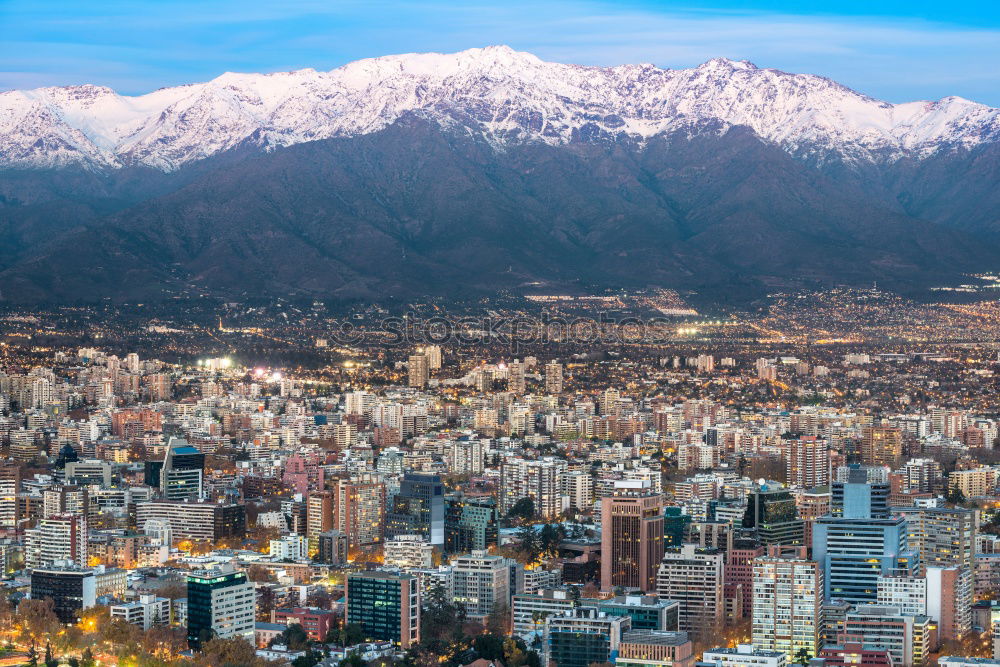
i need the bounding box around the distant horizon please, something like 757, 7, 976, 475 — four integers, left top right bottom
2, 0, 1000, 106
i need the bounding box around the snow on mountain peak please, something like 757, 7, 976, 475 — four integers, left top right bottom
0, 46, 997, 171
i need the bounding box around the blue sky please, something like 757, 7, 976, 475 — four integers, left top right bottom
2, 0, 999, 105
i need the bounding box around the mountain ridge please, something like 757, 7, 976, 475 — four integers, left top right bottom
2, 45, 999, 171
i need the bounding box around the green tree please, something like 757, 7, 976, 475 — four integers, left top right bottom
339, 654, 365, 667
80, 647, 95, 667
279, 623, 310, 651
795, 648, 811, 666
506, 497, 535, 521
474, 633, 506, 660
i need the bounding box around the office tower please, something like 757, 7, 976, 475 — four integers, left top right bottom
333, 476, 385, 549
500, 457, 567, 519
444, 494, 498, 555
595, 595, 680, 631
408, 353, 429, 389
752, 547, 824, 659
814, 477, 918, 604
832, 465, 890, 517
601, 481, 665, 592
346, 572, 420, 648
385, 535, 435, 569
146, 437, 205, 501
843, 605, 935, 667
861, 426, 903, 467
664, 507, 693, 547
544, 361, 563, 394
452, 550, 511, 620
656, 544, 725, 634
386, 472, 445, 546
317, 530, 348, 565
508, 360, 526, 394
618, 631, 695, 667
135, 501, 246, 542
30, 565, 96, 624
726, 537, 765, 619
186, 566, 255, 649
742, 488, 804, 546
545, 607, 630, 667
306, 490, 334, 542
893, 505, 977, 569
26, 514, 88, 567
786, 436, 830, 488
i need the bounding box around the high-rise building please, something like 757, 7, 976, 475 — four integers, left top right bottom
601, 481, 664, 593
30, 565, 96, 624
317, 530, 348, 565
408, 354, 430, 389
452, 550, 511, 620
893, 505, 977, 570
386, 472, 445, 546
333, 476, 385, 550
500, 457, 567, 519
876, 566, 972, 641
445, 494, 498, 555
145, 437, 205, 501
656, 544, 725, 634
385, 535, 435, 569
786, 436, 830, 489
135, 501, 246, 543
26, 514, 88, 567
843, 605, 935, 667
306, 491, 334, 543
742, 488, 804, 546
861, 427, 903, 467
508, 360, 526, 394
813, 478, 918, 604
751, 547, 824, 660
726, 537, 765, 619
346, 572, 420, 648
544, 361, 563, 394
186, 566, 255, 649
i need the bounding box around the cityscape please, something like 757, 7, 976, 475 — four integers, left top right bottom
3, 0, 1000, 666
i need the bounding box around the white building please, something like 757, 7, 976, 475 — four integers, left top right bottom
702, 644, 788, 667
451, 550, 510, 620
110, 594, 171, 630
269, 534, 309, 561
385, 535, 435, 569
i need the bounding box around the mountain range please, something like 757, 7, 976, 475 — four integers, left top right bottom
1, 46, 998, 305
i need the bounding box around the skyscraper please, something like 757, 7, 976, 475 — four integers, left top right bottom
813, 475, 918, 604
752, 547, 824, 659
151, 437, 205, 501
861, 426, 903, 467
186, 566, 255, 649
408, 353, 429, 389
544, 361, 563, 394
786, 436, 830, 489
386, 472, 445, 546
601, 481, 664, 593
334, 476, 385, 550
656, 544, 725, 634
742, 487, 804, 546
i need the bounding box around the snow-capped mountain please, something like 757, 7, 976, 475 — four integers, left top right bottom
2, 45, 998, 171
